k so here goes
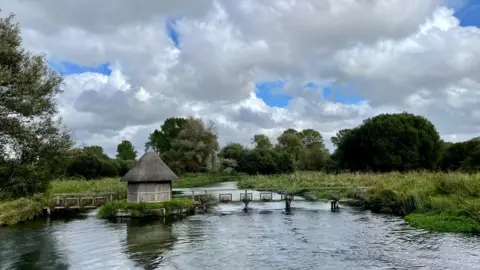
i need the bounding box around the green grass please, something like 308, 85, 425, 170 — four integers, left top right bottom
49, 173, 243, 197
405, 213, 480, 234
0, 198, 45, 226
50, 177, 127, 199
173, 173, 245, 188
99, 198, 194, 219
238, 171, 480, 234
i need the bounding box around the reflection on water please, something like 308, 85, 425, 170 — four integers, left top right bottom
0, 220, 69, 270
125, 219, 175, 270
1, 196, 480, 269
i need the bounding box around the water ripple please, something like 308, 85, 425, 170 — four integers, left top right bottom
1, 201, 480, 270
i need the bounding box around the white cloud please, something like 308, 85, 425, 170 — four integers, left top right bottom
3, 0, 480, 156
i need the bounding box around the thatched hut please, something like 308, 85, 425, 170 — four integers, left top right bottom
121, 151, 178, 203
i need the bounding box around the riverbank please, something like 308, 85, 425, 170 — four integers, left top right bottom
98, 198, 194, 219
238, 171, 480, 234
0, 198, 45, 226
0, 173, 242, 226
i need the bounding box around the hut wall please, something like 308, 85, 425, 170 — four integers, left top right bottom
127, 183, 139, 203
137, 182, 171, 202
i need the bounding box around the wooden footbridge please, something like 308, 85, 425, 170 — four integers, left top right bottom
42, 192, 116, 213
173, 186, 371, 212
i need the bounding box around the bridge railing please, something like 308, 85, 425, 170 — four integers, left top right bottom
45, 192, 116, 209
172, 186, 372, 203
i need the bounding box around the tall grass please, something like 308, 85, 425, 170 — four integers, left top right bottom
50, 177, 127, 199
49, 173, 243, 197
173, 173, 245, 188
0, 198, 44, 226
238, 171, 480, 233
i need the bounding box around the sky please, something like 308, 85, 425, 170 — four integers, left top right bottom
2, 0, 480, 157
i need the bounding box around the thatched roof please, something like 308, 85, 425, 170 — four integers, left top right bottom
120, 151, 178, 182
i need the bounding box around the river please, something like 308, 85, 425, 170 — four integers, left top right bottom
1, 182, 480, 270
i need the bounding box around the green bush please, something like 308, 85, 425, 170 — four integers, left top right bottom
66, 151, 102, 179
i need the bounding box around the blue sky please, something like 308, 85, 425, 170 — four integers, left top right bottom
48, 2, 480, 108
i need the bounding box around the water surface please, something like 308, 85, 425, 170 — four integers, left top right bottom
1, 182, 479, 269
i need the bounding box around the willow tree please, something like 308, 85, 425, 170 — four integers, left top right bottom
0, 14, 73, 198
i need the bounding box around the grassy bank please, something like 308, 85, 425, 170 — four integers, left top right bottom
99, 198, 194, 219
0, 198, 45, 226
0, 173, 240, 226
238, 171, 480, 234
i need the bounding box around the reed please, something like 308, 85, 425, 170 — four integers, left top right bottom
238, 171, 480, 234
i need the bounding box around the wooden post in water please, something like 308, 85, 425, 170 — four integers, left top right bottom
285, 192, 293, 212
242, 189, 251, 211
330, 200, 339, 212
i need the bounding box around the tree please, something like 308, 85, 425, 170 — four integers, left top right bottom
66, 150, 102, 180
219, 143, 244, 161
331, 129, 352, 147
145, 117, 188, 153
298, 129, 325, 149
439, 138, 480, 172
164, 117, 220, 174
116, 140, 137, 160
83, 146, 109, 159
252, 134, 273, 149
333, 112, 442, 172
276, 130, 304, 160
0, 14, 73, 198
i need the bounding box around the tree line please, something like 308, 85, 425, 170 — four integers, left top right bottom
1, 13, 479, 200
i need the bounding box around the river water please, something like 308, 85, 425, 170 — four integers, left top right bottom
1, 182, 480, 270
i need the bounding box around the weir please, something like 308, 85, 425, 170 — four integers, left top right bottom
174, 186, 369, 213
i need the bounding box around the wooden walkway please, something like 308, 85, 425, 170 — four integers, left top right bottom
174, 186, 371, 204
45, 192, 116, 210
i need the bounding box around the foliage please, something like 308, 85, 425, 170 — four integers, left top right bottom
117, 159, 136, 177
0, 198, 44, 226
252, 134, 273, 149
65, 146, 124, 179
275, 128, 329, 170
98, 198, 194, 219
162, 117, 220, 174
116, 140, 137, 161
0, 14, 73, 199
66, 150, 102, 179
439, 138, 480, 172
331, 112, 442, 172
145, 117, 188, 154
219, 142, 294, 175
